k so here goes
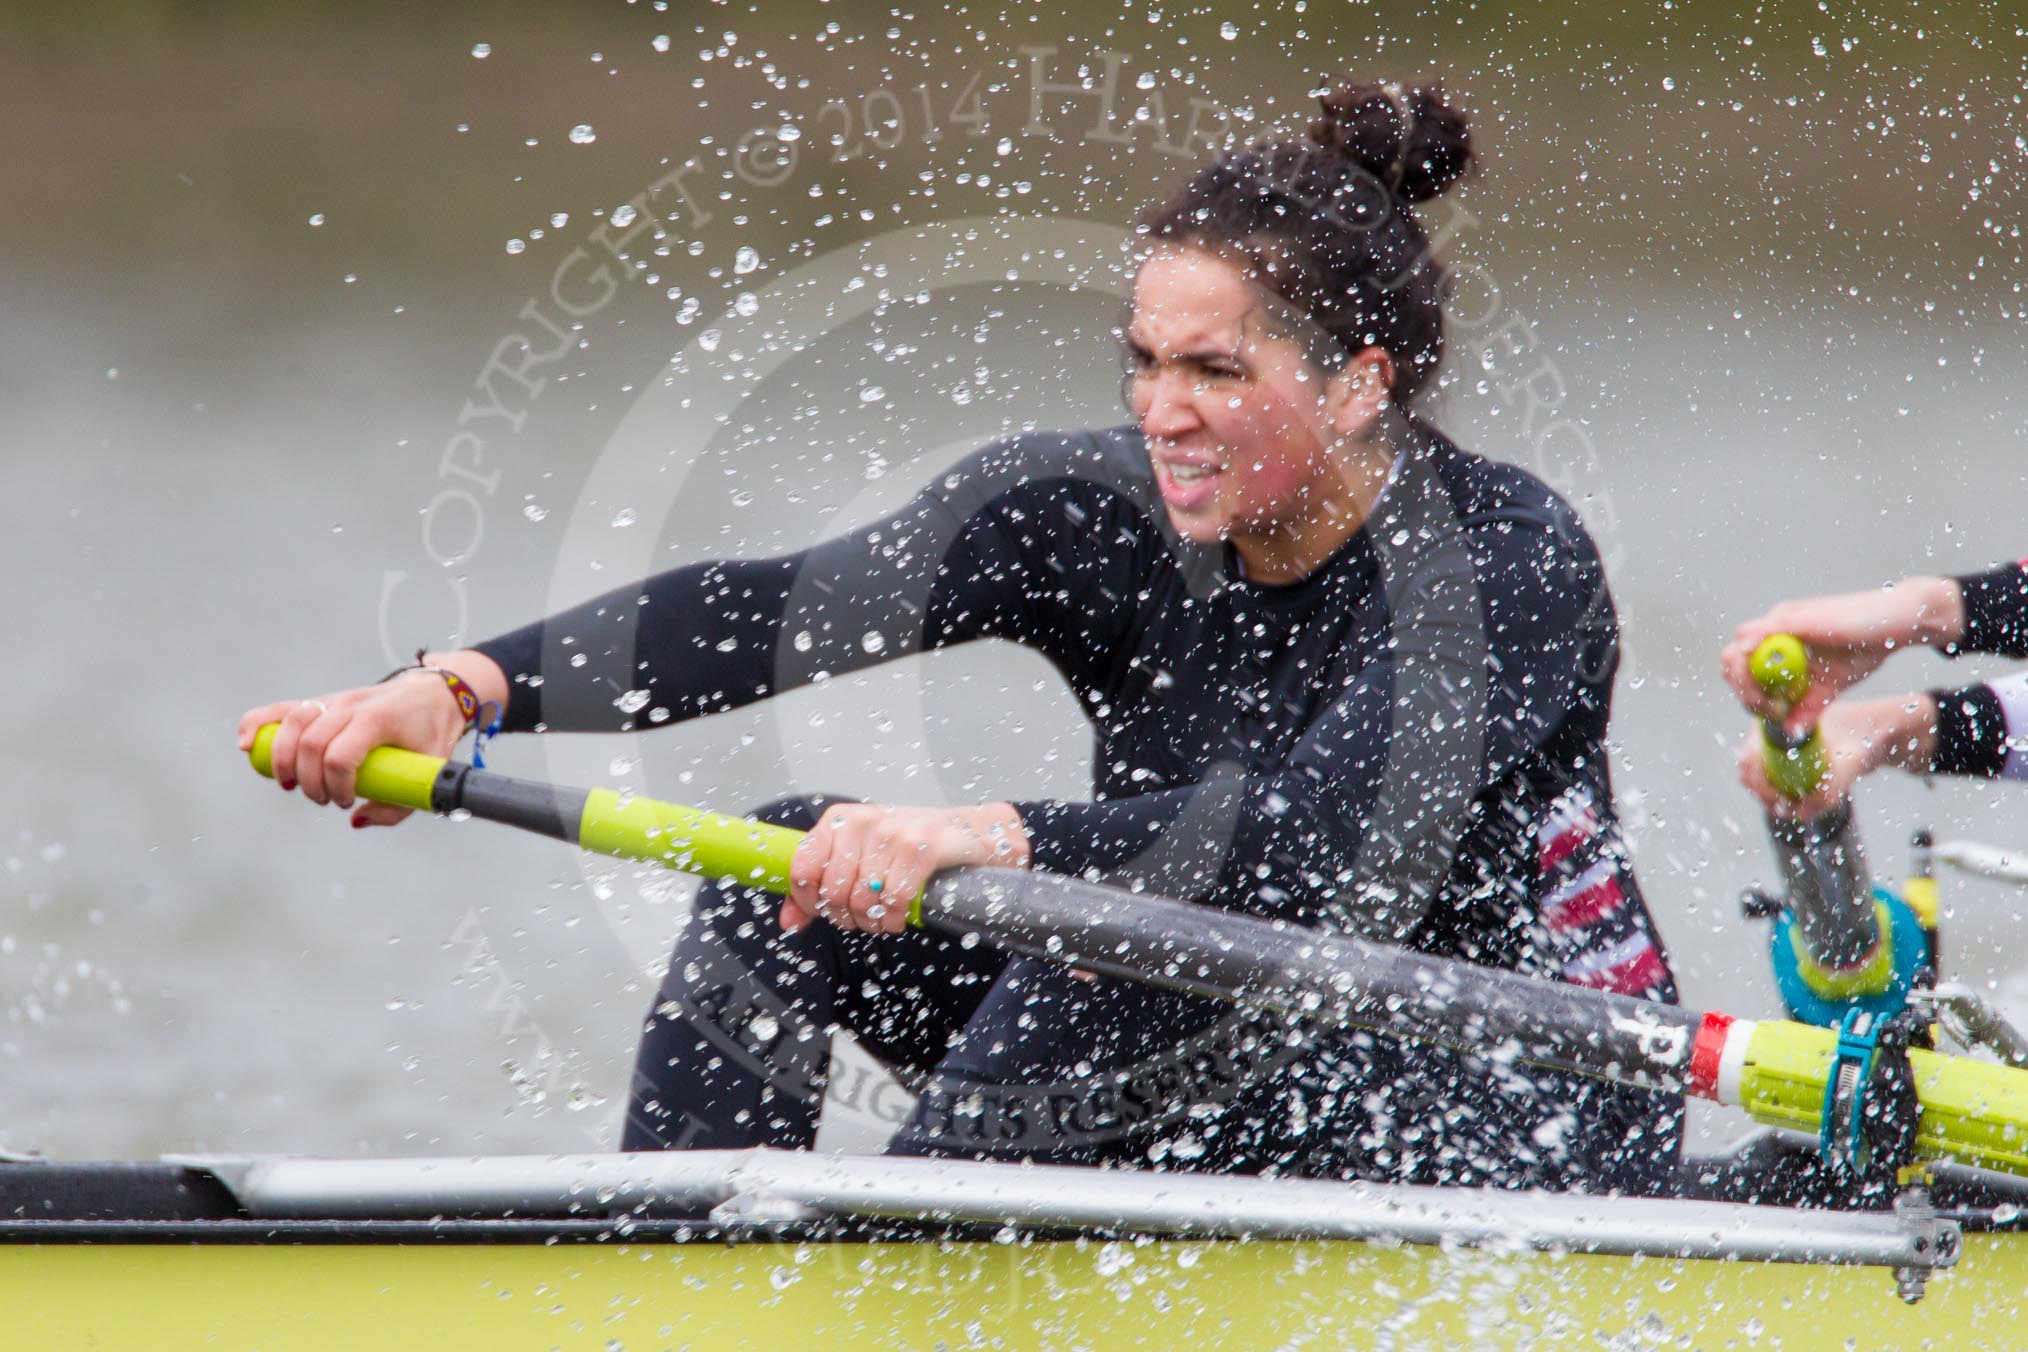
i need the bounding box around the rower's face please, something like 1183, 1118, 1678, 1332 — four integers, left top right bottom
1125, 246, 1343, 547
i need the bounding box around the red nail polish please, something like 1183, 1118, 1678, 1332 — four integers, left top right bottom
351, 815, 369, 830
279, 779, 295, 792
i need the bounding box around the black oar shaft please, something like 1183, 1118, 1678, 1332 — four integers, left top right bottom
919, 870, 1704, 1094
431, 762, 590, 845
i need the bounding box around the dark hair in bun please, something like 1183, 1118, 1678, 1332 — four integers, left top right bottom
1309, 80, 1471, 205
1134, 79, 1472, 404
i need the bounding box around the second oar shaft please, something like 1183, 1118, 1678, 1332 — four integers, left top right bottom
420, 753, 1706, 1094
247, 726, 2028, 1179
1750, 635, 1883, 973
1768, 803, 1880, 971
918, 869, 1705, 1094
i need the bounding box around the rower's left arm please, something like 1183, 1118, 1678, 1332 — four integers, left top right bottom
464, 433, 1144, 734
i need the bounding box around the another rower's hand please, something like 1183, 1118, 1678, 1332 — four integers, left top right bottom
782, 803, 1033, 935
235, 651, 510, 828
1720, 577, 1963, 734
1734, 693, 1940, 820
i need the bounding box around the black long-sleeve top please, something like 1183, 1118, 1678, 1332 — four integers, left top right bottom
1932, 559, 2028, 780
474, 423, 1673, 994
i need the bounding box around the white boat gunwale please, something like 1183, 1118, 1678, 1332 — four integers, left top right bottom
14, 1134, 2026, 1277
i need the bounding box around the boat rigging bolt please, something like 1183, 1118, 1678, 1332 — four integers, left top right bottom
1891, 1183, 1958, 1304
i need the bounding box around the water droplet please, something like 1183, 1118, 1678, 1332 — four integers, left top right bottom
615, 689, 652, 714
549, 212, 569, 228
1219, 21, 1239, 39
307, 212, 326, 227
569, 124, 597, 145
505, 238, 526, 255
611, 507, 637, 528
749, 1012, 780, 1042
522, 502, 548, 522
734, 246, 762, 274
859, 384, 887, 404
861, 631, 887, 655
471, 42, 492, 59
611, 203, 638, 228
651, 33, 671, 53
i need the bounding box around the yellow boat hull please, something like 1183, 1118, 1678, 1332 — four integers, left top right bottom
15, 1232, 2027, 1350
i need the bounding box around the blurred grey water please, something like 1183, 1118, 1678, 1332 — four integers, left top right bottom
4, 5, 2026, 1162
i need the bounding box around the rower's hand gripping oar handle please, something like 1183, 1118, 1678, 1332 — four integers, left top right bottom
248, 723, 923, 924
1751, 633, 1829, 799
248, 723, 442, 813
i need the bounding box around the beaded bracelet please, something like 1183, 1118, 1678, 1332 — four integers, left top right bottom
380, 648, 504, 767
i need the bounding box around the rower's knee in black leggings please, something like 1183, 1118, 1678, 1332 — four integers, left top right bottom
642, 790, 848, 1002
622, 793, 853, 1151
623, 790, 1013, 1153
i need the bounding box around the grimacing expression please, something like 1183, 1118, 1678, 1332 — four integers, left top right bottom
1124, 246, 1345, 548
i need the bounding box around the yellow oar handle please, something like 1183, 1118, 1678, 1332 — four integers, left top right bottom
1734, 1019, 2028, 1178
248, 723, 444, 813
576, 787, 809, 900
1751, 634, 1828, 798
247, 723, 920, 923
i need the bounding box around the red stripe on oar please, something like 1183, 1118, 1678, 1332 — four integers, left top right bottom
1686, 1012, 1734, 1101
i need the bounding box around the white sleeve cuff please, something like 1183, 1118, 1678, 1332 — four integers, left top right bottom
1993, 671, 2028, 781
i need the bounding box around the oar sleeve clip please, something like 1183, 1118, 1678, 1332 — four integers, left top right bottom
1820, 1007, 1923, 1188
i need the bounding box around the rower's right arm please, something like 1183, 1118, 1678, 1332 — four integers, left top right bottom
236, 649, 509, 827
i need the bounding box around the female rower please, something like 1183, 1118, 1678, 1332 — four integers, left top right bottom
1723, 561, 2028, 815
241, 80, 1680, 1190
